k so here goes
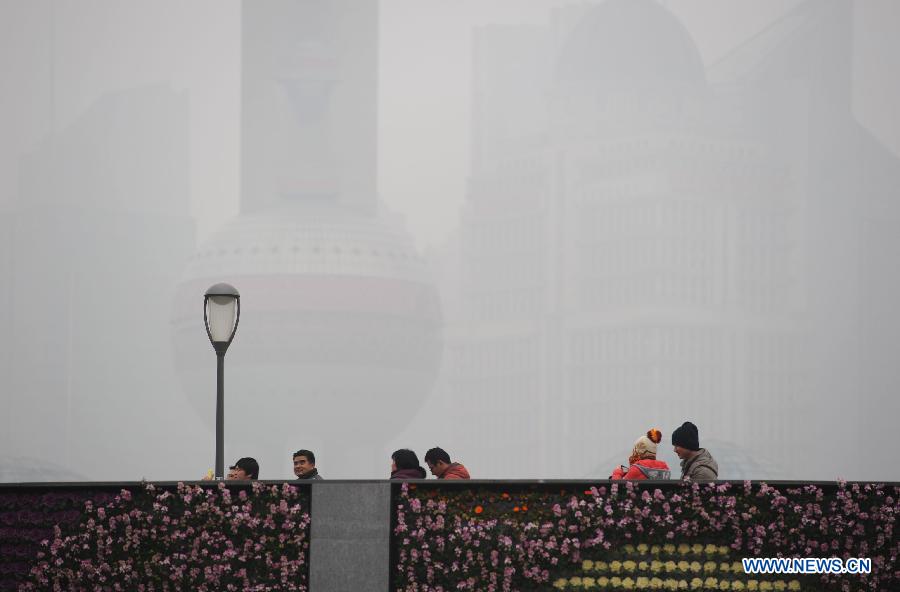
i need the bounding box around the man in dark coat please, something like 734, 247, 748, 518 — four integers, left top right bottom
293, 449, 323, 480
672, 421, 718, 480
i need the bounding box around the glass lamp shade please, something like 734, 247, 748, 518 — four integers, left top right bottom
206, 296, 237, 342
204, 283, 240, 344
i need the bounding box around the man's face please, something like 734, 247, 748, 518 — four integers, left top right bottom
293, 455, 314, 477
227, 467, 251, 480
426, 460, 446, 477
673, 445, 690, 460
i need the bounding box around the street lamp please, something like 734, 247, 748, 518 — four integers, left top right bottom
204, 283, 240, 479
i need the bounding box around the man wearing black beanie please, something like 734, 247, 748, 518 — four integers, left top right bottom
672, 421, 718, 480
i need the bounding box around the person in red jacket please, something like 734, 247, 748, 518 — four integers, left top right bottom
611, 429, 671, 480
424, 447, 471, 479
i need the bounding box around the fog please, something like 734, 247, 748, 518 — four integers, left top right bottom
2, 0, 899, 482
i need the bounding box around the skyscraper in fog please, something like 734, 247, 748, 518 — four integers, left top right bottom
708, 0, 900, 479
2, 85, 194, 479
172, 0, 441, 478
442, 0, 900, 480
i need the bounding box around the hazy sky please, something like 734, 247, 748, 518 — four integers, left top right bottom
379, 0, 900, 249
2, 1, 898, 248
2, 0, 900, 481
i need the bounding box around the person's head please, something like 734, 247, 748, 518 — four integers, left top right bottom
629, 428, 662, 465
391, 449, 420, 472
423, 447, 452, 477
293, 449, 316, 477
228, 457, 259, 480
672, 421, 701, 459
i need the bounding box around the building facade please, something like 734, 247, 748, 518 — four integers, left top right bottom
440, 0, 898, 479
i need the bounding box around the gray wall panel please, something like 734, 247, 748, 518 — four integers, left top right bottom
310, 481, 390, 592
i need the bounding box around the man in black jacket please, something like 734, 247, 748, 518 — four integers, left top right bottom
293, 449, 323, 480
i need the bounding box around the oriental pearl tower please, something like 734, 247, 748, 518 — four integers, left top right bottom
171, 0, 441, 478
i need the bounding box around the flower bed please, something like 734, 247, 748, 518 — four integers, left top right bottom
0, 488, 113, 592
14, 482, 310, 592
552, 544, 803, 590
392, 481, 898, 591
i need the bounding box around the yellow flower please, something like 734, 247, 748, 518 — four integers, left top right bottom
718, 546, 730, 556
651, 560, 663, 573
732, 583, 745, 591
692, 544, 705, 555
746, 581, 759, 591
690, 561, 702, 573
787, 581, 801, 591
704, 561, 717, 573
611, 577, 623, 587
569, 577, 582, 586
650, 577, 664, 589
553, 578, 568, 589
596, 561, 609, 573
690, 578, 704, 590
665, 561, 677, 573
582, 576, 597, 589
651, 545, 662, 555
598, 577, 610, 587
678, 582, 689, 591
625, 544, 636, 554
664, 544, 676, 554
583, 560, 595, 571
677, 544, 691, 555
732, 561, 744, 573
703, 576, 718, 589
720, 562, 731, 573
759, 583, 773, 591
637, 577, 650, 588
639, 561, 650, 571
677, 560, 690, 572
638, 543, 650, 554
773, 583, 786, 591
623, 577, 635, 589
611, 560, 623, 573
623, 560, 637, 573
664, 579, 679, 591
705, 544, 719, 556
718, 581, 730, 590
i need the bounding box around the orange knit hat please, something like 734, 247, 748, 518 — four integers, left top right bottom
630, 428, 662, 462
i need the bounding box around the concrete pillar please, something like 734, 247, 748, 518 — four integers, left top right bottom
309, 481, 391, 591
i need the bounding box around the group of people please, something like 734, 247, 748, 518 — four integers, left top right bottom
392, 447, 471, 480
211, 446, 470, 482
610, 421, 719, 481
211, 421, 718, 482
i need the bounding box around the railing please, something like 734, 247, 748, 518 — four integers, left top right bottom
0, 481, 311, 592
390, 480, 898, 592
1, 480, 896, 592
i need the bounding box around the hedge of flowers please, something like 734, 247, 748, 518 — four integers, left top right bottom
0, 489, 113, 592
15, 482, 311, 591
551, 543, 803, 590
393, 481, 898, 591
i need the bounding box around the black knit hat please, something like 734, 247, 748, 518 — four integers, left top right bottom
671, 422, 700, 451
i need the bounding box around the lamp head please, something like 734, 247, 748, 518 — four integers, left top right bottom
204, 283, 240, 353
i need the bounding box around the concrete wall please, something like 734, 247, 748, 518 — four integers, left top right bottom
309, 481, 391, 592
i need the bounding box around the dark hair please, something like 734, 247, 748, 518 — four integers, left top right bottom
293, 449, 316, 465
230, 457, 259, 479
391, 449, 421, 471
424, 447, 450, 466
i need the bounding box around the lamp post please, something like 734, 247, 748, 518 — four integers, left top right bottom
204, 283, 240, 480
